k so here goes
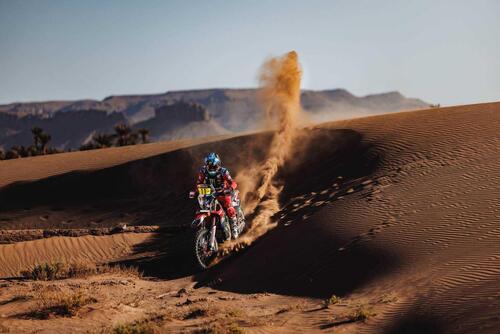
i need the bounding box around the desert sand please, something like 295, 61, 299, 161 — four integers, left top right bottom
0, 102, 499, 333
0, 233, 154, 279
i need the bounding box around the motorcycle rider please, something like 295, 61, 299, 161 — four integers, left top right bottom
194, 152, 240, 239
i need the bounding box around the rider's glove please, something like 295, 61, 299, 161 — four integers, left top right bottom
189, 191, 196, 198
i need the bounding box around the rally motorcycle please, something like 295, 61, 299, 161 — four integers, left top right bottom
190, 184, 246, 269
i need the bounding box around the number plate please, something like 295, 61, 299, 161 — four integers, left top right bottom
198, 186, 212, 195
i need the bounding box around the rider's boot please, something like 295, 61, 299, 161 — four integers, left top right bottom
230, 216, 239, 239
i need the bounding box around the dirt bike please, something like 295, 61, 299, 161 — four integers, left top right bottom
190, 184, 246, 269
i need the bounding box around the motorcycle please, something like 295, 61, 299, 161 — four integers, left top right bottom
190, 184, 246, 269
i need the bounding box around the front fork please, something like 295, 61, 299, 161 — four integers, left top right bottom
209, 216, 217, 251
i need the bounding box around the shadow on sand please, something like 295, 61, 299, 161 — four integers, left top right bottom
2, 127, 399, 300
111, 127, 404, 301
189, 127, 399, 299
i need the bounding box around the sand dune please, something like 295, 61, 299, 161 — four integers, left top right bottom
0, 233, 153, 278
202, 102, 500, 333
0, 102, 498, 333
0, 134, 233, 189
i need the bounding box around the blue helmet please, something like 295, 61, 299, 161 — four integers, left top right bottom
204, 152, 221, 177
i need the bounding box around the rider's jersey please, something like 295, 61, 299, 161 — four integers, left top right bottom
196, 166, 237, 192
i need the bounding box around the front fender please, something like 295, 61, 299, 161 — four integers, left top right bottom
191, 214, 207, 229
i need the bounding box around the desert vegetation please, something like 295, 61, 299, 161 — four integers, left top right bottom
349, 305, 375, 322
80, 124, 150, 150
21, 261, 142, 281
0, 126, 60, 160
323, 294, 341, 308
192, 324, 244, 334
24, 285, 97, 319
90, 304, 248, 334
0, 124, 150, 160
98, 319, 161, 334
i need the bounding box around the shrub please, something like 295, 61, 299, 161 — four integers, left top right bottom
137, 129, 149, 144
58, 291, 97, 316
5, 148, 20, 159
379, 294, 398, 304
97, 263, 142, 277
192, 323, 244, 334
350, 305, 375, 322
323, 294, 341, 308
80, 126, 149, 151
110, 322, 158, 334
21, 262, 68, 280
66, 262, 98, 277
92, 133, 115, 148
114, 123, 135, 146
184, 307, 210, 320
227, 324, 245, 334
225, 308, 243, 318
95, 317, 163, 334
29, 286, 97, 319
31, 126, 52, 154
21, 261, 142, 280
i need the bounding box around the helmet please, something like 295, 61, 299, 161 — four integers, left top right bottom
204, 152, 221, 177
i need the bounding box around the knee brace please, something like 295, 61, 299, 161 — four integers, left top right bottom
227, 207, 236, 218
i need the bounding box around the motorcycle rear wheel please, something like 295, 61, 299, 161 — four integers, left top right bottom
237, 206, 246, 234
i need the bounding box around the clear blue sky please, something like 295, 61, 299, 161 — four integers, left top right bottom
1, 0, 499, 105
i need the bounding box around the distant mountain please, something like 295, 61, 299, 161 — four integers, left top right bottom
0, 88, 429, 150
133, 101, 230, 141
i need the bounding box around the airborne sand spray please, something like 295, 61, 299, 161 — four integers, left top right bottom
221, 51, 302, 253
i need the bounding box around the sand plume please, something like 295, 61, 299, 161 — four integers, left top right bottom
221, 51, 302, 252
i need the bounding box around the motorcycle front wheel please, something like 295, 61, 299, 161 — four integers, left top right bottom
194, 228, 217, 269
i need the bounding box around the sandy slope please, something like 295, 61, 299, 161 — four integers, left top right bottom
0, 233, 154, 278
0, 102, 498, 333
203, 102, 500, 333
0, 134, 233, 189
